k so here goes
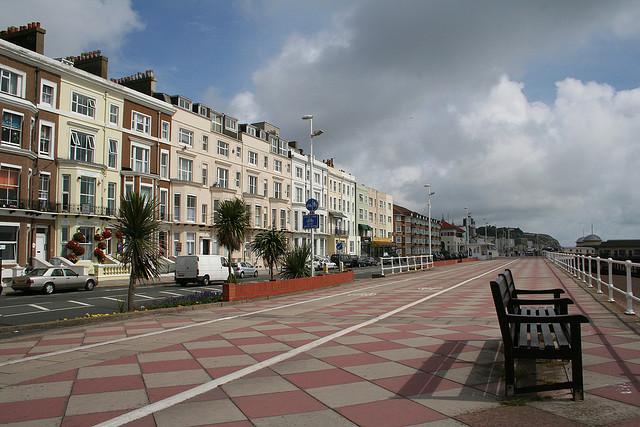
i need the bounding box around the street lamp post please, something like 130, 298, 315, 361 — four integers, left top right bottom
424, 185, 435, 256
302, 115, 323, 277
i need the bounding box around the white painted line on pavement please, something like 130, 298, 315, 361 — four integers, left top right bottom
97, 259, 517, 427
100, 297, 125, 302
28, 304, 50, 311
0, 260, 510, 367
134, 294, 156, 300
68, 300, 92, 307
159, 291, 182, 297
4, 306, 98, 318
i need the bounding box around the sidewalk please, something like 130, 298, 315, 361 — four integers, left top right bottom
0, 258, 638, 426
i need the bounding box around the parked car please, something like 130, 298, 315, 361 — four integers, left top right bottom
11, 267, 97, 294
330, 254, 359, 268
175, 255, 229, 286
313, 256, 337, 271
232, 261, 258, 278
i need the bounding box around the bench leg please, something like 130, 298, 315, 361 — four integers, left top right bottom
505, 356, 515, 397
571, 323, 584, 401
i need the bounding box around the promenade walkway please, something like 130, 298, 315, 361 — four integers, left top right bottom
0, 258, 638, 426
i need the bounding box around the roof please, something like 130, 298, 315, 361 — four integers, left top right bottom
440, 220, 465, 232
599, 240, 640, 248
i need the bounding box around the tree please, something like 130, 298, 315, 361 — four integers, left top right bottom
113, 192, 162, 311
250, 228, 287, 281
280, 244, 311, 279
214, 198, 251, 280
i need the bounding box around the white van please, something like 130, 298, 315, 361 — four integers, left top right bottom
174, 255, 229, 286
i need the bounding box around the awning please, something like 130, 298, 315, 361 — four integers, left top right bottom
358, 224, 373, 232
329, 211, 347, 219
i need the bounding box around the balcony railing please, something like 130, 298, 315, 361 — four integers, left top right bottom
0, 199, 116, 216
334, 228, 348, 236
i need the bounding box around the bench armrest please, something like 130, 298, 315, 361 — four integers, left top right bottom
512, 297, 574, 306
506, 313, 589, 324
516, 288, 565, 297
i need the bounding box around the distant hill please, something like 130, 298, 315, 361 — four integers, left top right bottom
476, 226, 561, 250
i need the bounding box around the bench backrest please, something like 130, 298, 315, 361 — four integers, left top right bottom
490, 275, 514, 349
503, 268, 515, 294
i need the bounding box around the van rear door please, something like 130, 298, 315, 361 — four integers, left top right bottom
175, 256, 198, 280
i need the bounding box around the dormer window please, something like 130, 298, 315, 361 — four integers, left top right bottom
178, 97, 192, 110
198, 106, 207, 116
224, 117, 237, 132
247, 127, 256, 137
259, 130, 266, 140
211, 114, 222, 133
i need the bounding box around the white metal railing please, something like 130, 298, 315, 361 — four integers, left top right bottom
380, 255, 433, 276
544, 251, 639, 315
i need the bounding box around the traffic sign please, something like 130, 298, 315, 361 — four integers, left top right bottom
305, 198, 318, 212
303, 214, 319, 229
336, 242, 343, 251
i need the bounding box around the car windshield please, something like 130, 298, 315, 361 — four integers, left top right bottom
25, 268, 48, 276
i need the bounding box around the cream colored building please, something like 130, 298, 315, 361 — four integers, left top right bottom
356, 183, 394, 256
325, 159, 357, 255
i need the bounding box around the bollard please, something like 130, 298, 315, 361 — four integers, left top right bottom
624, 260, 635, 315
596, 257, 602, 294
323, 263, 328, 274
607, 258, 615, 302
339, 261, 344, 273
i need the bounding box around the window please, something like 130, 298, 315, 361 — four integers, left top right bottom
296, 167, 303, 179
0, 225, 19, 262
201, 204, 208, 223
187, 195, 196, 222
254, 205, 262, 227
216, 168, 228, 188
173, 194, 181, 221
131, 111, 151, 134
294, 211, 299, 231
202, 135, 208, 151
274, 182, 282, 199
39, 121, 54, 157
280, 209, 286, 230
235, 171, 241, 188
178, 158, 193, 181
40, 80, 56, 106
108, 139, 118, 168
202, 164, 208, 186
248, 151, 257, 165
124, 182, 133, 198
178, 97, 191, 110
271, 208, 277, 228
38, 174, 50, 208
173, 232, 180, 256
186, 232, 195, 255
62, 175, 70, 212
263, 179, 268, 197
71, 92, 95, 117
140, 185, 153, 202
159, 189, 168, 220
224, 117, 237, 131
236, 146, 241, 158
109, 104, 119, 125
160, 150, 169, 179
274, 160, 282, 172
79, 177, 96, 213
107, 182, 116, 216
217, 140, 229, 156
295, 187, 303, 203
179, 128, 193, 146
0, 66, 24, 97
264, 156, 268, 168
161, 120, 170, 141
211, 114, 222, 133
0, 166, 19, 206
70, 130, 95, 162
248, 175, 257, 194
314, 173, 320, 184
2, 111, 22, 145
131, 144, 150, 173
270, 136, 278, 154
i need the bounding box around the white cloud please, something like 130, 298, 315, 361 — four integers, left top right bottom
0, 0, 143, 57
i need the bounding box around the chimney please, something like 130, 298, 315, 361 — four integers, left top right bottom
112, 70, 157, 96
0, 22, 46, 54
65, 50, 109, 79
288, 140, 298, 149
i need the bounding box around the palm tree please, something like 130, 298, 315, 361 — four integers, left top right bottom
214, 198, 251, 280
280, 244, 312, 279
250, 227, 287, 280
113, 192, 162, 311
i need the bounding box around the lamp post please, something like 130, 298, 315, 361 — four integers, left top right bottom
464, 207, 469, 256
424, 184, 435, 256
302, 115, 323, 277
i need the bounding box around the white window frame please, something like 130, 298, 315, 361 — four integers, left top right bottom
274, 159, 282, 173
202, 163, 208, 186
161, 120, 170, 141
71, 91, 96, 118
273, 181, 282, 199
70, 129, 95, 163
0, 64, 26, 98
179, 128, 194, 146
186, 195, 197, 222
160, 149, 169, 179
140, 184, 154, 202
248, 175, 257, 195
217, 140, 229, 157
1, 109, 23, 147
108, 104, 119, 126
130, 142, 150, 173
248, 151, 257, 166
247, 127, 256, 137
107, 138, 118, 169
0, 223, 20, 263
224, 116, 237, 132
178, 157, 193, 181
173, 193, 181, 221
107, 182, 117, 216
39, 78, 57, 107
38, 120, 55, 158
216, 168, 228, 188
159, 188, 168, 220
202, 135, 208, 151
131, 111, 151, 135
211, 115, 223, 133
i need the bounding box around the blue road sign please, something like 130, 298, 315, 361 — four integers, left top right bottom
306, 198, 319, 212
303, 214, 319, 229
336, 242, 344, 251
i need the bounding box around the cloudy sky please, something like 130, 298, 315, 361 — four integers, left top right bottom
4, 0, 640, 245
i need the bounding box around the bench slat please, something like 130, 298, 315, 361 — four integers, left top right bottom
540, 313, 555, 350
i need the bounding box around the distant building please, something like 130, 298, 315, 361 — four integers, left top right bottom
393, 205, 440, 256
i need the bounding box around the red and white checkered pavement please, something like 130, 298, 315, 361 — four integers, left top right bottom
0, 258, 638, 426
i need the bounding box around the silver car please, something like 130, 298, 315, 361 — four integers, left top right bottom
12, 267, 97, 294
232, 262, 258, 278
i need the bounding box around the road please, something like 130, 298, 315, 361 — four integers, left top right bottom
0, 266, 381, 326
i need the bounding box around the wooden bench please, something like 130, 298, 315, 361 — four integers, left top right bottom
490, 274, 589, 400
501, 268, 572, 315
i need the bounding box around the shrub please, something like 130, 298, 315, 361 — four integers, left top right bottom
280, 245, 311, 279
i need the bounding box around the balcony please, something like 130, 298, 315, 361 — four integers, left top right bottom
334, 228, 348, 236
0, 199, 116, 217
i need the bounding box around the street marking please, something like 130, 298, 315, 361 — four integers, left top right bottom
68, 300, 92, 307
0, 260, 513, 367
4, 306, 99, 318
101, 297, 125, 302
28, 304, 50, 312
97, 259, 517, 427
134, 294, 155, 300
351, 292, 377, 297
159, 291, 182, 297
418, 287, 443, 291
